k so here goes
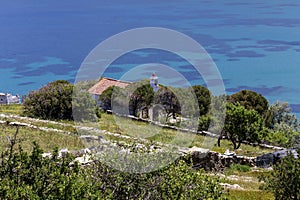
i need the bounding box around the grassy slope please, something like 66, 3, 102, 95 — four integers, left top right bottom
0, 104, 83, 152
0, 125, 84, 153
0, 105, 275, 199
221, 166, 274, 200
96, 113, 273, 156
0, 104, 23, 115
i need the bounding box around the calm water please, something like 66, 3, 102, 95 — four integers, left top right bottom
1, 0, 300, 115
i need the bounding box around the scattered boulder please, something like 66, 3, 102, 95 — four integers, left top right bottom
220, 183, 244, 190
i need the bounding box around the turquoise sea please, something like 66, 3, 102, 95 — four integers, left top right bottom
1, 1, 300, 116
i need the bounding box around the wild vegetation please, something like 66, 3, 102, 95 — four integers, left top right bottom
259, 149, 300, 200
219, 103, 266, 150
23, 80, 98, 121
99, 80, 300, 150
0, 128, 226, 200
1, 79, 300, 199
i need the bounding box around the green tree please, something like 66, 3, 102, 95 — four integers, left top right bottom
268, 101, 299, 129
192, 85, 211, 116
219, 103, 266, 149
23, 80, 97, 121
265, 102, 300, 147
154, 86, 181, 121
72, 86, 99, 122
260, 149, 300, 200
128, 83, 154, 116
267, 122, 300, 148
198, 115, 211, 131
229, 90, 269, 116
23, 80, 74, 120
98, 86, 121, 111
113, 79, 154, 116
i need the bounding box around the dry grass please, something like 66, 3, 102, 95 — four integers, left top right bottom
0, 104, 23, 115
0, 125, 84, 153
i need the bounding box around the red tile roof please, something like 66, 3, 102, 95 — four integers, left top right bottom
88, 77, 131, 95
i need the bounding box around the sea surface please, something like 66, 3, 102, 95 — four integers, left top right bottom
1, 0, 300, 116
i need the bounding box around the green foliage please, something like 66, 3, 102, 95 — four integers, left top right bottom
92, 158, 226, 200
23, 80, 73, 120
99, 86, 118, 111
268, 101, 299, 128
225, 164, 251, 175
266, 123, 300, 148
229, 90, 269, 116
72, 86, 98, 122
192, 85, 211, 116
0, 130, 101, 199
154, 86, 181, 121
207, 95, 227, 134
260, 149, 300, 200
265, 102, 300, 147
0, 128, 227, 199
198, 115, 211, 131
220, 103, 266, 149
128, 81, 155, 116
105, 80, 155, 116
23, 80, 97, 121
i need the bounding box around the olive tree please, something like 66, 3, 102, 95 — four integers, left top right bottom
229, 90, 269, 116
219, 103, 266, 149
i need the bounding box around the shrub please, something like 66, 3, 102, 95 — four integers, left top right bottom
23, 80, 97, 121
92, 158, 227, 200
0, 129, 101, 199
198, 115, 211, 131
23, 80, 74, 120
0, 128, 227, 199
260, 149, 300, 200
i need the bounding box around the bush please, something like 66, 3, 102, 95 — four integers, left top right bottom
23, 80, 97, 121
23, 80, 74, 120
0, 130, 101, 199
198, 115, 211, 131
260, 149, 300, 200
0, 129, 227, 199
92, 158, 227, 200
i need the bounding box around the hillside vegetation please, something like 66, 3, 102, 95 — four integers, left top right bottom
1, 79, 299, 199
0, 104, 276, 199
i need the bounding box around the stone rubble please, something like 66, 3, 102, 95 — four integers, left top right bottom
220, 183, 244, 190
